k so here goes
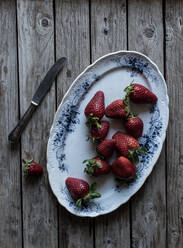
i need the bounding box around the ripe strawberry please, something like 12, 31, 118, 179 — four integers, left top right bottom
124, 83, 158, 104
112, 131, 146, 163
23, 159, 43, 176
125, 115, 144, 138
83, 157, 111, 176
105, 99, 128, 119
65, 178, 101, 207
112, 156, 136, 179
89, 120, 109, 143
96, 139, 116, 158
85, 91, 105, 128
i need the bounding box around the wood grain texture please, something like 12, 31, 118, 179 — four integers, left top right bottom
17, 1, 58, 247
91, 0, 127, 60
90, 1, 130, 247
55, 1, 93, 247
165, 1, 183, 247
0, 1, 22, 247
128, 0, 166, 247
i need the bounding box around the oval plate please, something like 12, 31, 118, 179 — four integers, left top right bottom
47, 51, 169, 217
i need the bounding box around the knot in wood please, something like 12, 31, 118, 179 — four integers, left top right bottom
143, 26, 155, 38
41, 18, 49, 27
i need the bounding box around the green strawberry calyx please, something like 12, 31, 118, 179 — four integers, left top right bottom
83, 158, 103, 176
127, 113, 137, 120
87, 135, 101, 144
85, 113, 102, 129
128, 146, 147, 164
22, 158, 34, 175
123, 82, 135, 115
76, 182, 101, 207
123, 96, 130, 115
124, 82, 135, 96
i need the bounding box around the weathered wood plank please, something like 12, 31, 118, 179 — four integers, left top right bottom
90, 1, 130, 247
128, 0, 166, 247
165, 1, 183, 247
55, 1, 93, 247
91, 0, 127, 60
17, 1, 58, 247
0, 1, 22, 248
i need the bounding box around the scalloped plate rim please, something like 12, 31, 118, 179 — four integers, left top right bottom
47, 50, 169, 217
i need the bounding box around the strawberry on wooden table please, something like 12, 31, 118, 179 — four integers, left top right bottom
83, 157, 111, 176
23, 159, 43, 176
89, 120, 109, 143
124, 83, 158, 104
85, 91, 105, 128
112, 156, 136, 179
125, 114, 144, 138
65, 177, 101, 207
105, 99, 128, 119
97, 139, 116, 158
112, 131, 146, 164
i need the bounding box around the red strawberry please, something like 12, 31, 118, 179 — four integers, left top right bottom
97, 139, 116, 158
112, 131, 146, 163
125, 115, 144, 138
105, 99, 128, 119
85, 91, 105, 128
23, 159, 43, 176
83, 157, 111, 176
112, 156, 136, 179
89, 120, 109, 143
65, 177, 101, 207
125, 83, 158, 104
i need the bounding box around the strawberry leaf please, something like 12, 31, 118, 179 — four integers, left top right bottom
83, 159, 103, 176
87, 135, 98, 144
77, 183, 101, 204
138, 147, 147, 154
22, 158, 34, 176
124, 105, 129, 113
90, 182, 97, 193
76, 198, 82, 207
128, 149, 139, 164
84, 166, 94, 175
96, 161, 102, 168
89, 192, 101, 199
86, 113, 101, 129
124, 82, 135, 95
128, 113, 137, 119
89, 159, 95, 165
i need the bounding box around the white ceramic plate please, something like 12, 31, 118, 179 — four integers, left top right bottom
47, 51, 169, 217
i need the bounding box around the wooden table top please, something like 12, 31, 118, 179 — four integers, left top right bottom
0, 0, 182, 247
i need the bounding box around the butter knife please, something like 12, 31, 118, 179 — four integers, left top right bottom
8, 57, 66, 144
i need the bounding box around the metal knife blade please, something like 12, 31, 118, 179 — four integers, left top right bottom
31, 57, 66, 106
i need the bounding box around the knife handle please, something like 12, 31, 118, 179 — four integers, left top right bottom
8, 104, 37, 144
